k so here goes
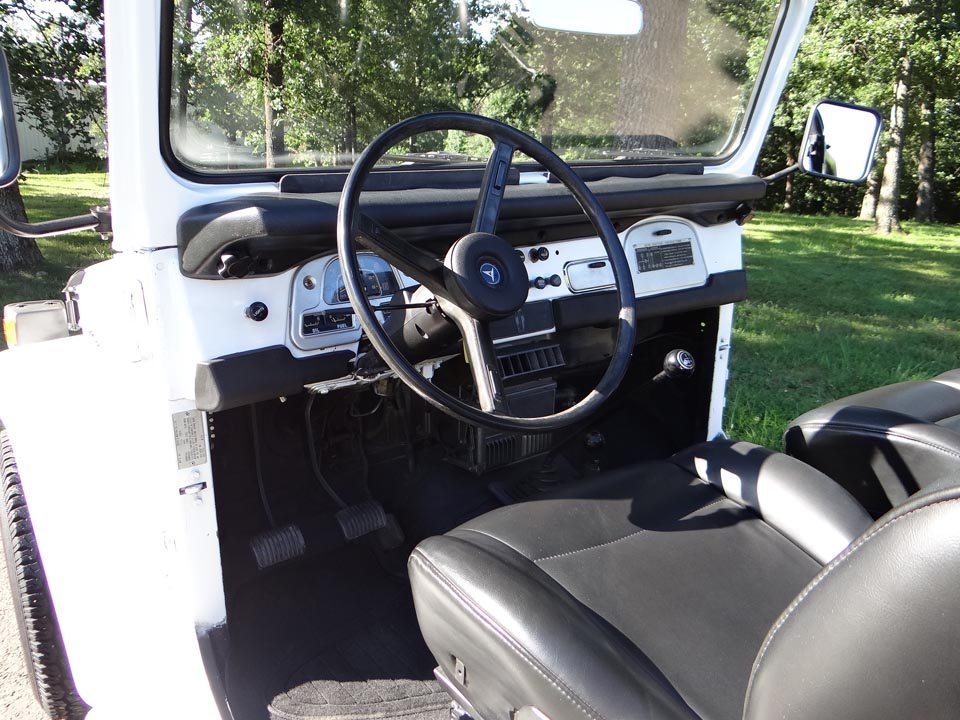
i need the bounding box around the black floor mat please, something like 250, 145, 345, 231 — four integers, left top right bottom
269, 614, 448, 720
225, 547, 448, 720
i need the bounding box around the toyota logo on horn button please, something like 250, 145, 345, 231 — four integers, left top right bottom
479, 262, 502, 287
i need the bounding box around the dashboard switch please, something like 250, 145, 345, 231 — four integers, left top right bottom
549, 274, 562, 287
245, 301, 269, 322
532, 276, 548, 290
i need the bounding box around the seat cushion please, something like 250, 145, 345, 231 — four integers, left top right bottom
785, 369, 960, 516
409, 442, 869, 720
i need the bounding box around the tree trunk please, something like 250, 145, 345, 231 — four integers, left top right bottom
263, 4, 285, 168
783, 146, 797, 212
176, 0, 195, 123
0, 185, 43, 272
914, 88, 935, 222
876, 49, 911, 234
859, 166, 881, 220
538, 43, 557, 150
615, 0, 689, 147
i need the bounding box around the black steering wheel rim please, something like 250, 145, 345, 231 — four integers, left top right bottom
337, 111, 636, 432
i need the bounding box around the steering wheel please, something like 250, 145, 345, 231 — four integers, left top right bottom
337, 112, 636, 432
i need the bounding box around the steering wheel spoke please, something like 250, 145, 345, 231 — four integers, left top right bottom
355, 213, 449, 297
443, 307, 508, 413
471, 140, 516, 234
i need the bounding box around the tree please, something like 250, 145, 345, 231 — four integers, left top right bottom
0, 0, 104, 271
875, 47, 911, 234
0, 185, 43, 271
859, 166, 882, 220
615, 0, 690, 146
0, 0, 105, 157
914, 87, 935, 222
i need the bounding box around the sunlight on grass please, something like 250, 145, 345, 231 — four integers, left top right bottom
0, 170, 111, 350
725, 212, 960, 449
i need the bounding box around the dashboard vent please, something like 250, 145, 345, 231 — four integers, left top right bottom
498, 344, 565, 380
483, 432, 553, 469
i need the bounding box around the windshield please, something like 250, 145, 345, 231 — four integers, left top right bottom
166, 0, 782, 173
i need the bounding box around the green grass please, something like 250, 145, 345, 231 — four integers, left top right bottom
3, 172, 959, 450
725, 212, 960, 450
0, 170, 111, 348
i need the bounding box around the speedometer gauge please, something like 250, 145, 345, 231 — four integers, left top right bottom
322, 255, 400, 305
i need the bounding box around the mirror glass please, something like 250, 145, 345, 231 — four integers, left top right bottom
523, 0, 643, 36
0, 49, 21, 188
801, 100, 882, 183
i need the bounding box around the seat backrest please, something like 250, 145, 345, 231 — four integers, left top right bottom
743, 479, 960, 720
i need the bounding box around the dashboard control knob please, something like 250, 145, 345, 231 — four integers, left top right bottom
532, 276, 548, 290
245, 301, 269, 322
549, 274, 562, 287
536, 246, 550, 261
516, 250, 525, 262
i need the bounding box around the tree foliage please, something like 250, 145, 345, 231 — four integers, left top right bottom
755, 0, 960, 224
169, 0, 776, 168
0, 0, 104, 157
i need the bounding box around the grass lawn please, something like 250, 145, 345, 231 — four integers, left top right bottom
725, 212, 960, 449
2, 172, 958, 451
0, 169, 111, 341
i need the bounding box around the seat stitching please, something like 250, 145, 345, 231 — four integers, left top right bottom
533, 497, 728, 563
410, 551, 603, 720
797, 421, 960, 461
749, 496, 960, 686
455, 527, 532, 560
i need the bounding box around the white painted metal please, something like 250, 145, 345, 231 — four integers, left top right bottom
105, 0, 276, 255
708, 303, 737, 440
0, 1, 818, 718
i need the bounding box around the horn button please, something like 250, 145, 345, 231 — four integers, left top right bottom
443, 232, 529, 319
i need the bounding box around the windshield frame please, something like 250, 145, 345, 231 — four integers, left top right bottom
157, 0, 791, 185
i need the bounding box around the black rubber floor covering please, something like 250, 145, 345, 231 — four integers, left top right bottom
225, 546, 448, 720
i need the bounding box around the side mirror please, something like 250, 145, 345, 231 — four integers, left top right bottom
800, 100, 882, 184
0, 47, 103, 238
0, 48, 21, 188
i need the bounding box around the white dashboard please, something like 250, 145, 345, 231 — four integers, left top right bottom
288, 216, 729, 354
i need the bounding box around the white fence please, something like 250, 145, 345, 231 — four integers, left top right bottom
13, 93, 99, 162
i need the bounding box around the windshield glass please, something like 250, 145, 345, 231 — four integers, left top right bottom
166, 0, 782, 173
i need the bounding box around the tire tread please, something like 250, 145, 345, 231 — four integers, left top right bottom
1, 430, 88, 720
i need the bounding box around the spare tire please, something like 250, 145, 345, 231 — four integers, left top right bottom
1, 430, 88, 719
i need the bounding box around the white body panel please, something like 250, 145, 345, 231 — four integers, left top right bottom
0, 1, 815, 717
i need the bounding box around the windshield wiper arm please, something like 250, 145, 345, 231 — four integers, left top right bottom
382, 151, 483, 165
602, 148, 687, 160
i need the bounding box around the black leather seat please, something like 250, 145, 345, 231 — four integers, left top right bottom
785, 369, 960, 517
409, 440, 960, 720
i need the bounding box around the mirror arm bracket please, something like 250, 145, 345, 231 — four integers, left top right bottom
763, 163, 800, 186
0, 205, 110, 239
